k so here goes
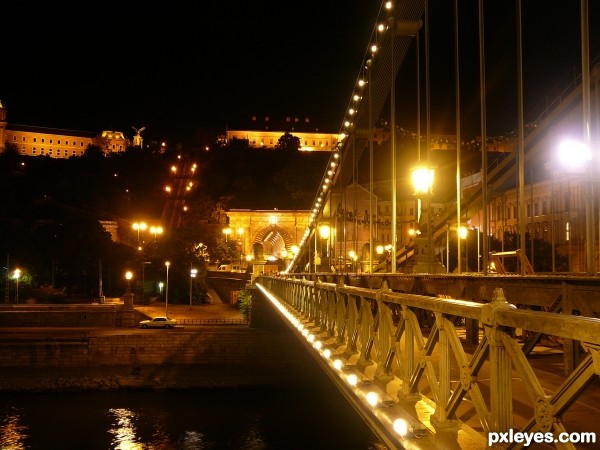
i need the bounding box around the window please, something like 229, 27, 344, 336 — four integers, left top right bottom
12, 136, 16, 141
40, 148, 44, 155
33, 137, 37, 143
57, 149, 61, 156
65, 141, 69, 145
41, 138, 45, 143
22, 136, 26, 142
49, 139, 53, 144
32, 148, 37, 155
48, 149, 53, 155
526, 204, 531, 217
58, 139, 61, 144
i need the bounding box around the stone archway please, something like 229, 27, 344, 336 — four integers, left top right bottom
253, 225, 294, 260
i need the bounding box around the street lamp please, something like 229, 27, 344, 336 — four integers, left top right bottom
458, 226, 468, 273
165, 261, 170, 317
237, 227, 245, 265
141, 261, 151, 301
125, 271, 133, 294
150, 226, 163, 239
189, 267, 197, 309
132, 222, 147, 242
13, 268, 21, 304
409, 166, 445, 273
557, 138, 594, 274
319, 224, 331, 272
222, 227, 232, 242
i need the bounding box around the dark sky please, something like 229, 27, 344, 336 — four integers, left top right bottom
2, 1, 599, 143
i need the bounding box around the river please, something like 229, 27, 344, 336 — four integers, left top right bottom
0, 384, 386, 450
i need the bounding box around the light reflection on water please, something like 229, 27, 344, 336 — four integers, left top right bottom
0, 387, 386, 450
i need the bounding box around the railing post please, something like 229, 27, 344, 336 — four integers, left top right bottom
431, 312, 457, 428
398, 303, 420, 401
481, 288, 516, 446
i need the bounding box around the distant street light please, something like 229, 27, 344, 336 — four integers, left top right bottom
319, 224, 331, 272
189, 267, 198, 309
165, 261, 170, 316
13, 268, 21, 304
237, 227, 244, 265
132, 222, 147, 242
141, 262, 151, 301
150, 226, 164, 239
125, 271, 133, 294
222, 227, 232, 242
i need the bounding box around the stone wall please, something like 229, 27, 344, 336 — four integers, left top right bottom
0, 328, 322, 392
0, 283, 321, 392
0, 304, 122, 327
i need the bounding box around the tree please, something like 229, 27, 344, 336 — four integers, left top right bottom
275, 132, 300, 152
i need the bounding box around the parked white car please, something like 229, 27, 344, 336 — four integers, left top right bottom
139, 316, 177, 329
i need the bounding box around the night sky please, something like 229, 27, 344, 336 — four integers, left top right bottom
2, 1, 599, 144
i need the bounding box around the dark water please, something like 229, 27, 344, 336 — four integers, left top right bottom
0, 385, 386, 450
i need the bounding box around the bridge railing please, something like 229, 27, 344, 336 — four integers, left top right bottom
257, 275, 600, 449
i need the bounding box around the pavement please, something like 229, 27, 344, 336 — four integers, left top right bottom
134, 288, 244, 322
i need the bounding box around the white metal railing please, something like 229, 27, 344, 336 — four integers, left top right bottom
257, 275, 600, 449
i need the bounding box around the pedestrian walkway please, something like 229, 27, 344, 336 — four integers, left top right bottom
134, 288, 244, 323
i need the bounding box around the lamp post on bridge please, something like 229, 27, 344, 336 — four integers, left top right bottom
408, 166, 445, 274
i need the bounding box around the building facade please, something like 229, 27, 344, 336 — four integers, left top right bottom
0, 101, 130, 157
226, 115, 339, 151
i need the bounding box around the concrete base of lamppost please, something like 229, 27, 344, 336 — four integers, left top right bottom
407, 235, 446, 274
121, 290, 135, 327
